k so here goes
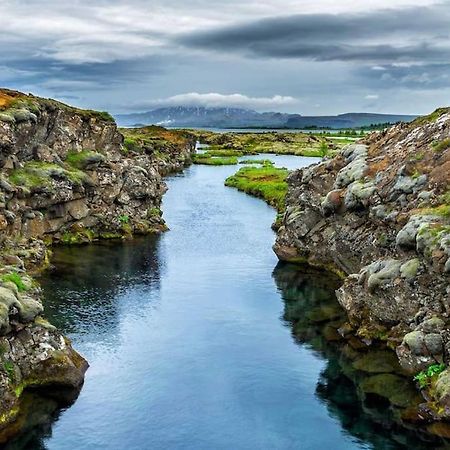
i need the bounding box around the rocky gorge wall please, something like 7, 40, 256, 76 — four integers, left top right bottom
0, 88, 194, 435
274, 109, 450, 422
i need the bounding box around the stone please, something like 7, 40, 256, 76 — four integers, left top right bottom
17, 296, 44, 323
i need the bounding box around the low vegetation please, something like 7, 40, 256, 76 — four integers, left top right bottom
8, 161, 88, 190
120, 125, 190, 154
414, 363, 446, 389
225, 163, 288, 211
192, 154, 238, 165
1, 272, 27, 292
187, 129, 355, 157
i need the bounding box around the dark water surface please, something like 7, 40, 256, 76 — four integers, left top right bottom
5, 156, 447, 449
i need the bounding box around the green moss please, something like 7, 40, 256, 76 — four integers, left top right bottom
225, 165, 288, 212
9, 161, 88, 190
1, 272, 27, 292
118, 214, 129, 224
60, 229, 95, 245
147, 207, 162, 218
65, 150, 104, 169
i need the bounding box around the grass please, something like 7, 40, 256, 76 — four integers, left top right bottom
120, 125, 190, 154
413, 107, 450, 125
189, 130, 349, 157
192, 155, 238, 165
1, 272, 27, 292
201, 149, 244, 157
239, 159, 273, 165
225, 164, 288, 211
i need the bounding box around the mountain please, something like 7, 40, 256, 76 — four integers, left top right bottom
115, 106, 417, 129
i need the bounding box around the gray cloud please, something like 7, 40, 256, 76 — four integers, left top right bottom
178, 4, 450, 64
0, 0, 449, 114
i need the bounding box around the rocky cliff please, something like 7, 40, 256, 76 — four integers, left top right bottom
0, 89, 194, 435
274, 108, 450, 421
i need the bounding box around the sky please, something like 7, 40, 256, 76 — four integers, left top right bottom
1, 0, 450, 115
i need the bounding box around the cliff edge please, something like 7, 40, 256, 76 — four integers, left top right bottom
274, 108, 450, 420
0, 89, 194, 435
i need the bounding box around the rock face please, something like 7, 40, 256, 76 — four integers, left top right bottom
0, 88, 194, 433
274, 108, 450, 416
0, 89, 194, 244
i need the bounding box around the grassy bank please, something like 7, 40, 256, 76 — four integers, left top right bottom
224, 162, 288, 212
192, 154, 238, 165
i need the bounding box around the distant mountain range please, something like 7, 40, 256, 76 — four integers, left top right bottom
115, 106, 417, 129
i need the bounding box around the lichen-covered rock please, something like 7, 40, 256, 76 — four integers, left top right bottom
274, 108, 450, 420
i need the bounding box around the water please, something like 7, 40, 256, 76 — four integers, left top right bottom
4, 155, 447, 449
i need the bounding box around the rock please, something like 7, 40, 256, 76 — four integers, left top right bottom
17, 295, 43, 323
400, 258, 420, 280
274, 107, 450, 421
344, 180, 376, 210
321, 190, 343, 216
352, 350, 400, 373
360, 373, 418, 408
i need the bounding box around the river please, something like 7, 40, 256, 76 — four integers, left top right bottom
4, 155, 445, 449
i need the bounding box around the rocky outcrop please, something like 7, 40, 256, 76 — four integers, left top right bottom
0, 89, 194, 434
274, 108, 450, 419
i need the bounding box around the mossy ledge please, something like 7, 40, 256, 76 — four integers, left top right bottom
0, 88, 196, 437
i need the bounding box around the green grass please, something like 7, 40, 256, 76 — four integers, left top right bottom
1, 272, 27, 292
201, 149, 244, 157
225, 165, 288, 211
192, 155, 238, 165
239, 159, 273, 165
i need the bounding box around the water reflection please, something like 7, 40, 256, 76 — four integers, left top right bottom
42, 235, 162, 338
273, 263, 448, 450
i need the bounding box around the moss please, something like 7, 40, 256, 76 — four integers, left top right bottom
9, 161, 88, 190
421, 204, 450, 218
147, 207, 162, 218
224, 165, 288, 211
0, 273, 27, 292
65, 150, 104, 169
60, 229, 95, 245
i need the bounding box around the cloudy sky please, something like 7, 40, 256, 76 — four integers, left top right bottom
1, 0, 449, 114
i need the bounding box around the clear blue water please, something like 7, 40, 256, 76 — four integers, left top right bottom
5, 155, 446, 449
